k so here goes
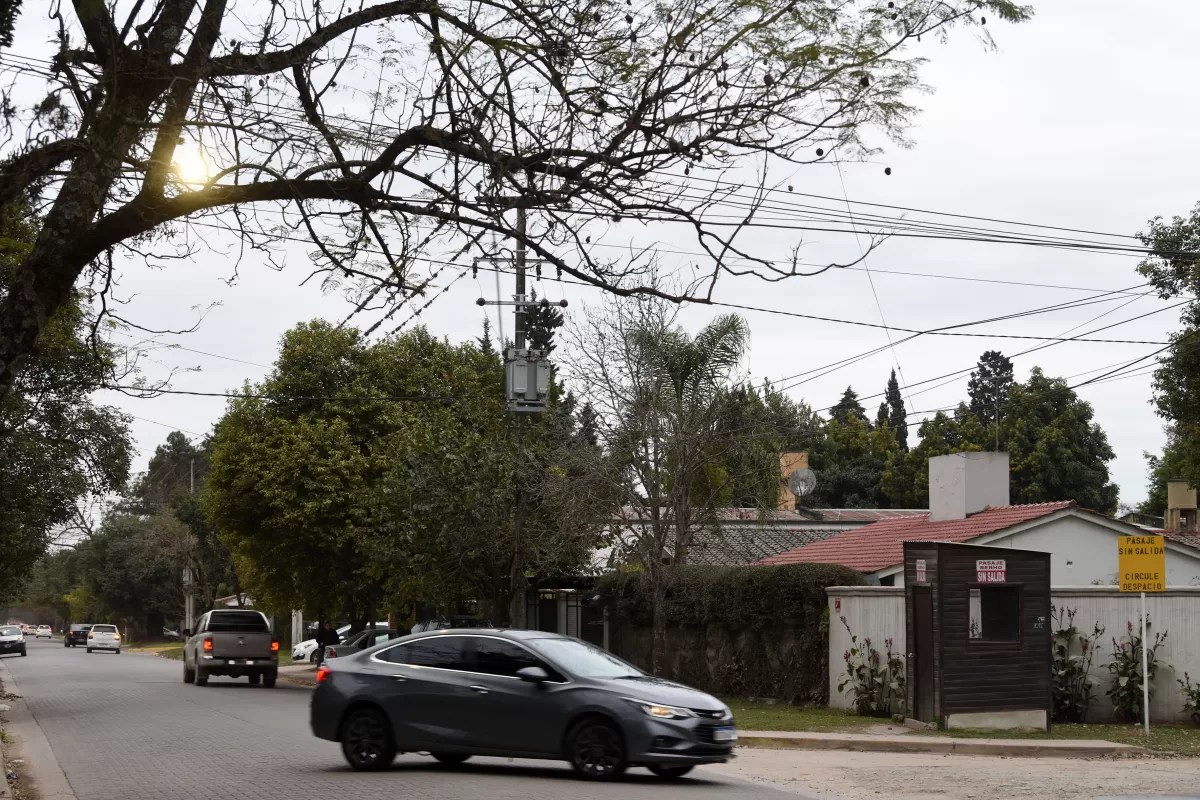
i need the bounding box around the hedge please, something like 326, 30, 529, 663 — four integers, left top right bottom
601, 563, 867, 629
600, 563, 867, 703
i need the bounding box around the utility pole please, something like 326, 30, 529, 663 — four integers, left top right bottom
474, 195, 568, 630
184, 459, 195, 634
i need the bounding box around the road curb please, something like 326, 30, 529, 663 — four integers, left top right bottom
737, 731, 1147, 759
0, 659, 76, 799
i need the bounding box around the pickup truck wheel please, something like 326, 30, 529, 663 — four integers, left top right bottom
263, 673, 277, 688
183, 661, 195, 684
341, 708, 395, 771
195, 664, 209, 686
248, 673, 261, 685
86, 647, 92, 653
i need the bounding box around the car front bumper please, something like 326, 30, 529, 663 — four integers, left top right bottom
624, 716, 737, 766
0, 641, 24, 652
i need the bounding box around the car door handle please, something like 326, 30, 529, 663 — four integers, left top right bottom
469, 685, 489, 694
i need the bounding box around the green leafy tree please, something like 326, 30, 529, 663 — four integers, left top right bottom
0, 207, 131, 599
830, 386, 868, 424
1141, 431, 1186, 517
968, 350, 1014, 425
810, 412, 902, 508
1136, 202, 1200, 490
882, 369, 1118, 512
880, 369, 908, 450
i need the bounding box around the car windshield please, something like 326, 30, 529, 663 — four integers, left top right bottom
206, 612, 268, 632
0, 626, 20, 636
527, 638, 644, 678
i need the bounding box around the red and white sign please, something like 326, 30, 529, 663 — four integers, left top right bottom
915, 559, 927, 583
976, 559, 1007, 583
834, 598, 841, 611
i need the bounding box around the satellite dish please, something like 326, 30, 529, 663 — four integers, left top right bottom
788, 468, 817, 498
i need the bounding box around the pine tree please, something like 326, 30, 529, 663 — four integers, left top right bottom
477, 317, 496, 357
967, 350, 1014, 425
830, 386, 867, 423
884, 369, 908, 450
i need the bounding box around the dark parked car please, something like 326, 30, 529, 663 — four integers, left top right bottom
323, 628, 403, 660
65, 623, 91, 647
310, 630, 736, 779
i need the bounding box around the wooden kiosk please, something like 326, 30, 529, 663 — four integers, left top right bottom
903, 541, 1052, 731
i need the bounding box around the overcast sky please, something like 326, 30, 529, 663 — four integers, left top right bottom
19, 1, 1199, 509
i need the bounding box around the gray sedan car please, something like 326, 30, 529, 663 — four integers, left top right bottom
310, 629, 736, 779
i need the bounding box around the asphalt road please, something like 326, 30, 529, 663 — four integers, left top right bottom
1, 638, 803, 800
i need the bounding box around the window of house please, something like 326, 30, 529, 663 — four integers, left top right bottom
968, 586, 1021, 642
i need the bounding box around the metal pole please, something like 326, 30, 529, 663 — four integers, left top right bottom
514, 206, 527, 348
509, 206, 528, 628
1141, 591, 1150, 737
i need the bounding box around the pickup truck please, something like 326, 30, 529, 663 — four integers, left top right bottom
183, 609, 279, 687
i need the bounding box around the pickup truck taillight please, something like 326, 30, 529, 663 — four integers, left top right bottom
316, 667, 331, 683
270, 640, 279, 652
203, 637, 213, 653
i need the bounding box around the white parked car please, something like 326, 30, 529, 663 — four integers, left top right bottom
291, 622, 388, 662
35, 625, 52, 639
0, 625, 26, 657
87, 624, 121, 653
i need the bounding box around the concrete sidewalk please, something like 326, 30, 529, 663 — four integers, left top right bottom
739, 730, 1146, 758
278, 664, 319, 687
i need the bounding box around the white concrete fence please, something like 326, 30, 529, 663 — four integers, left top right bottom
827, 585, 1200, 723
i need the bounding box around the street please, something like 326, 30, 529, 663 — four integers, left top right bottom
0, 639, 805, 800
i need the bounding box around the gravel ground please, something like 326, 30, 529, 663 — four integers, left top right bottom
709, 747, 1200, 800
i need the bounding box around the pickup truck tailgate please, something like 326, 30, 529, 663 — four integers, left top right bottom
208, 632, 274, 659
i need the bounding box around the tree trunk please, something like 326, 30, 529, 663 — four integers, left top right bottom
650, 562, 668, 678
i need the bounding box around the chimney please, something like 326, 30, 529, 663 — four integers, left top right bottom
928, 452, 1010, 521
1167, 479, 1198, 533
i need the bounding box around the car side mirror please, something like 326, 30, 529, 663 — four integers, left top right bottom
516, 666, 549, 683
183, 629, 192, 637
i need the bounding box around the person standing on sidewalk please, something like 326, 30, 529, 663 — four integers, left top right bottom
315, 621, 338, 667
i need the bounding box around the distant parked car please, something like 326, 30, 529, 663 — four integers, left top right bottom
0, 625, 26, 657
162, 628, 182, 641
291, 622, 391, 663
182, 609, 279, 687
310, 630, 737, 778
87, 624, 121, 653
323, 628, 402, 660
409, 616, 492, 633
35, 625, 52, 639
65, 623, 91, 647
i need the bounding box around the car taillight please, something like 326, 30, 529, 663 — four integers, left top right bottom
88, 632, 94, 639
316, 667, 331, 683
113, 633, 120, 640
203, 637, 213, 652
270, 640, 279, 652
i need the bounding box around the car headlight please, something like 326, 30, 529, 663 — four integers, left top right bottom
624, 698, 695, 720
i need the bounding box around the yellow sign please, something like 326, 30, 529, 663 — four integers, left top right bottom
1118, 535, 1166, 592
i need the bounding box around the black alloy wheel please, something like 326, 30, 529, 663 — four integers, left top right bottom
341, 708, 396, 771
569, 720, 627, 780
647, 765, 694, 779
431, 753, 471, 765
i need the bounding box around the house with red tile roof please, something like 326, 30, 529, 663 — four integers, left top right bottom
757, 452, 1200, 587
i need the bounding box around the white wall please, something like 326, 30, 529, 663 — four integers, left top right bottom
827, 586, 1200, 722
985, 515, 1200, 587
875, 514, 1200, 589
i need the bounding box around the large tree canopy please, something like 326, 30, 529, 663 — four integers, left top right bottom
0, 0, 1029, 398
1136, 202, 1200, 490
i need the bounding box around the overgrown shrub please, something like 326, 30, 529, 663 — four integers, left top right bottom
836, 617, 906, 717
1106, 617, 1169, 723
601, 563, 866, 703
1050, 605, 1104, 723
1178, 672, 1200, 726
